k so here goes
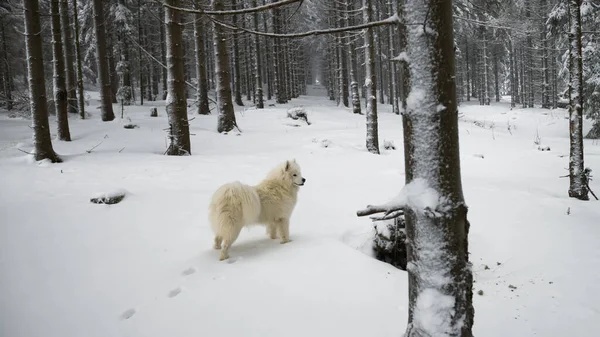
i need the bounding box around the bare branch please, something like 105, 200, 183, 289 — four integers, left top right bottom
151, 0, 301, 16
357, 204, 404, 217
210, 14, 401, 39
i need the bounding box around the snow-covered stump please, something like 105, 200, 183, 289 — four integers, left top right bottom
286, 107, 311, 125
358, 1, 474, 336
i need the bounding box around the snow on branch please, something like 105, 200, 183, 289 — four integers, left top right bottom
152, 0, 301, 16
357, 178, 441, 220
210, 14, 401, 39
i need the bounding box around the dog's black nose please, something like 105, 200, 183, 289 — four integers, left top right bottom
302, 178, 306, 183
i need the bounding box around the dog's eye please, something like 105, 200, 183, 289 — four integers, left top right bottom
293, 174, 297, 177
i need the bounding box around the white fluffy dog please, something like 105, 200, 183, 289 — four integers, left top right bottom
208, 159, 306, 261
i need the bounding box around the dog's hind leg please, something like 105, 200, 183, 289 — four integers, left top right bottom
220, 225, 242, 261
214, 236, 223, 250
267, 223, 278, 239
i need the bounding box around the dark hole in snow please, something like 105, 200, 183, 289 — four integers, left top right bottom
537, 146, 551, 151
372, 217, 407, 271
90, 190, 127, 205
123, 124, 138, 129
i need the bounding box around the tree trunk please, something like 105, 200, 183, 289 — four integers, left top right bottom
465, 37, 470, 101
212, 0, 238, 133
403, 0, 474, 336
138, 0, 144, 105
23, 0, 61, 162
337, 2, 349, 108
92, 0, 115, 121
347, 0, 362, 114
1, 18, 13, 111
193, 2, 210, 115
568, 0, 589, 200
164, 0, 191, 155
363, 0, 379, 154
251, 0, 264, 108
59, 0, 77, 114
51, 0, 71, 141
72, 0, 85, 118
230, 0, 244, 106
493, 44, 499, 102
159, 5, 168, 99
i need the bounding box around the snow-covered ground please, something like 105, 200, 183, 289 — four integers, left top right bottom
1, 86, 599, 337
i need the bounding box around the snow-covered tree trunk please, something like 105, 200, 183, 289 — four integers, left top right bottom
212, 0, 238, 133
159, 5, 168, 100
164, 0, 191, 155
0, 17, 13, 111
59, 0, 77, 114
347, 0, 361, 114
137, 0, 144, 105
337, 2, 349, 108
541, 0, 550, 109
72, 0, 85, 119
262, 1, 273, 100
92, 0, 115, 121
193, 1, 210, 115
508, 37, 516, 108
465, 38, 470, 101
231, 0, 244, 106
567, 0, 589, 200
363, 0, 379, 154
51, 0, 71, 141
251, 0, 264, 108
387, 0, 398, 114
23, 0, 61, 162
403, 0, 474, 335
481, 27, 489, 105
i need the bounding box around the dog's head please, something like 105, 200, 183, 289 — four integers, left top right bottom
284, 159, 306, 187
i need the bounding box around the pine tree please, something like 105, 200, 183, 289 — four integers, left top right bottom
51, 0, 71, 141
92, 0, 115, 121
22, 0, 61, 162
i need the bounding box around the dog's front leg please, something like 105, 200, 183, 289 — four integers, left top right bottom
278, 218, 291, 244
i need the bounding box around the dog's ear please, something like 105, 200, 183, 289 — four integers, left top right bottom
285, 160, 290, 171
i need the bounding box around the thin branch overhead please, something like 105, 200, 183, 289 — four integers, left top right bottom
210, 14, 401, 39
151, 0, 301, 16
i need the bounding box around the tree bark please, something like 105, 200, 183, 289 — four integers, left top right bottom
51, 0, 71, 141
212, 0, 238, 133
164, 0, 191, 155
193, 1, 210, 115
159, 5, 168, 99
251, 0, 264, 108
92, 0, 115, 121
403, 0, 474, 335
23, 0, 61, 162
59, 0, 77, 114
231, 0, 244, 106
568, 0, 588, 200
1, 18, 13, 111
348, 0, 361, 114
363, 0, 379, 154
72, 0, 85, 118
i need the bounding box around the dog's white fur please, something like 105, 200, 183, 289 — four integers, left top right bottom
208, 159, 305, 260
